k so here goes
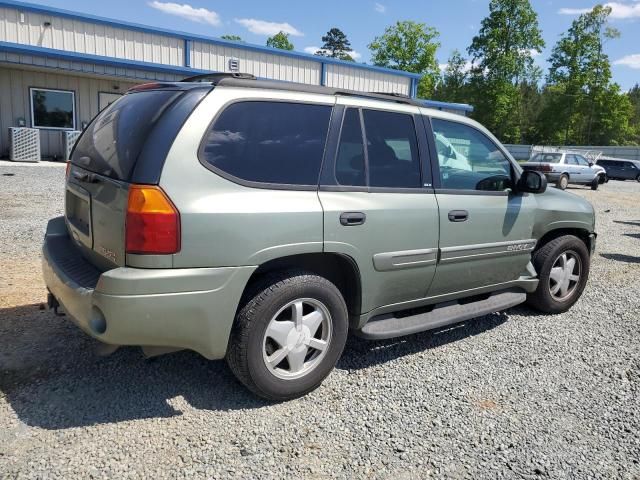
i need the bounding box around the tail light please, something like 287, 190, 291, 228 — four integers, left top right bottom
65, 162, 71, 179
540, 164, 553, 172
126, 185, 180, 254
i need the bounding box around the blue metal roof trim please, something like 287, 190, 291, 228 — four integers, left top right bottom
0, 0, 422, 80
421, 99, 474, 113
0, 41, 209, 76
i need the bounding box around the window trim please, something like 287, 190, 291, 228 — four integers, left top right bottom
322, 106, 430, 193
424, 115, 519, 195
29, 87, 77, 131
197, 98, 335, 191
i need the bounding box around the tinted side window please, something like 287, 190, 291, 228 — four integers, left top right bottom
362, 109, 421, 188
335, 108, 366, 186
575, 155, 590, 166
201, 102, 332, 186
566, 155, 579, 165
431, 118, 512, 191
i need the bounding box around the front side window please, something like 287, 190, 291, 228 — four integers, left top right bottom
431, 118, 512, 192
30, 88, 75, 129
574, 155, 590, 166
362, 109, 421, 188
201, 101, 332, 186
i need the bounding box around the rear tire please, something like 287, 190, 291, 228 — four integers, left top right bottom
527, 235, 590, 314
556, 174, 569, 190
227, 270, 348, 401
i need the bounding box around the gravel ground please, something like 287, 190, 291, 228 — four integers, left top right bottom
0, 162, 639, 479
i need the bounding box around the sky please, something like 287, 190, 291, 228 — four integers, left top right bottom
34, 0, 640, 90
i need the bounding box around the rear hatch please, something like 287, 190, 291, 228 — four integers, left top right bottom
65, 84, 210, 269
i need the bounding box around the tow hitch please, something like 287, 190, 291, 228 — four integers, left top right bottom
47, 292, 65, 316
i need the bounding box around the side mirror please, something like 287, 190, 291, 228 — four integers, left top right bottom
588, 162, 594, 167
517, 170, 547, 194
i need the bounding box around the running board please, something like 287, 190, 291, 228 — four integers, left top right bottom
357, 289, 526, 340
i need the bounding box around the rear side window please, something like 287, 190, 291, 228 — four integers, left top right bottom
362, 109, 421, 188
72, 90, 181, 181
532, 153, 562, 163
201, 101, 332, 186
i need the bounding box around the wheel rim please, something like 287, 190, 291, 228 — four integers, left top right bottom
262, 298, 332, 380
560, 177, 568, 189
548, 250, 582, 301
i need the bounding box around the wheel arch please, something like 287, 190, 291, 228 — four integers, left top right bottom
242, 253, 362, 317
535, 228, 593, 254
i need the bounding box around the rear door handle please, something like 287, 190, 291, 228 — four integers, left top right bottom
340, 212, 366, 226
448, 210, 468, 222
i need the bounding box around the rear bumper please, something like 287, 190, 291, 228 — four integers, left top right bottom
42, 217, 256, 359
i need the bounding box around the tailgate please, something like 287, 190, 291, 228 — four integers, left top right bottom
65, 165, 129, 268
66, 87, 199, 268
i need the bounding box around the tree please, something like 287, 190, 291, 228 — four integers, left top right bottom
368, 21, 440, 97
466, 0, 544, 142
315, 28, 354, 61
628, 84, 640, 143
538, 5, 633, 145
266, 31, 294, 51
221, 35, 243, 42
433, 50, 470, 104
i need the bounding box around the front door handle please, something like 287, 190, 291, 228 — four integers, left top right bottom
340, 212, 366, 226
448, 210, 468, 222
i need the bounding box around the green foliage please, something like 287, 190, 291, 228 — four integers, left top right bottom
368, 21, 440, 97
220, 35, 243, 42
433, 50, 470, 104
466, 0, 545, 143
537, 5, 633, 145
629, 84, 640, 143
316, 28, 354, 61
266, 31, 294, 51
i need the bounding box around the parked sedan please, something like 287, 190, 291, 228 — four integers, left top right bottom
522, 152, 607, 190
596, 158, 640, 182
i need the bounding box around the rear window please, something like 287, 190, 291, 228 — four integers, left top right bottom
200, 101, 332, 186
72, 90, 182, 181
531, 153, 562, 163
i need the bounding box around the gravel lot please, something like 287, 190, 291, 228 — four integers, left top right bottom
1, 161, 639, 479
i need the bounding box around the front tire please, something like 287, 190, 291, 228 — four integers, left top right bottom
227, 270, 348, 401
636, 174, 640, 183
590, 177, 599, 190
527, 235, 590, 314
556, 174, 569, 190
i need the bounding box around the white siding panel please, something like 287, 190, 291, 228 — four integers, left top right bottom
325, 64, 411, 95
190, 40, 321, 85
0, 6, 184, 66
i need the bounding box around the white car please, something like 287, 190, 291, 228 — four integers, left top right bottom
523, 152, 607, 190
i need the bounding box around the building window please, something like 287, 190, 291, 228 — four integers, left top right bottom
30, 88, 76, 130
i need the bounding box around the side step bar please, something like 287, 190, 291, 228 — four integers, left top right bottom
357, 289, 526, 340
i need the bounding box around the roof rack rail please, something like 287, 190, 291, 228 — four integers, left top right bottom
181, 72, 257, 83
369, 91, 411, 99
335, 90, 420, 106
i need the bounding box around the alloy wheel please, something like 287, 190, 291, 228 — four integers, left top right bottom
548, 250, 582, 301
262, 298, 332, 380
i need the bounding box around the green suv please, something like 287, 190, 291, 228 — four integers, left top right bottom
43, 74, 596, 400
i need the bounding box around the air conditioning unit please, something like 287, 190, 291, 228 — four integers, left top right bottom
63, 130, 82, 161
9, 127, 41, 162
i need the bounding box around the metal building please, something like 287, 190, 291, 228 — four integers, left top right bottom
0, 0, 470, 159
